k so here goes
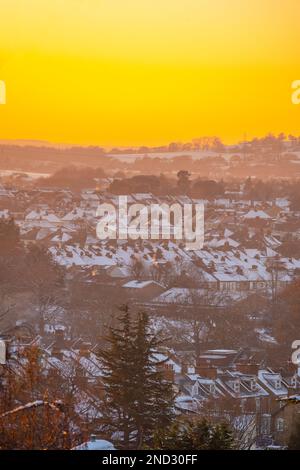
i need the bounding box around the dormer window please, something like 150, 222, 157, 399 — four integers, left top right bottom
192, 384, 199, 397
233, 380, 240, 394
250, 378, 257, 391
209, 383, 216, 394
291, 376, 297, 388
275, 378, 281, 390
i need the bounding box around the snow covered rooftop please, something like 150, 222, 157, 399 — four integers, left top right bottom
122, 280, 163, 289
73, 437, 115, 451
244, 210, 271, 220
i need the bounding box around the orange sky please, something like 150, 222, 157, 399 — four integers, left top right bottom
0, 0, 300, 147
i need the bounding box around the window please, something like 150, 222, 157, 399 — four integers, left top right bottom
255, 397, 261, 411
276, 418, 285, 432
261, 415, 271, 435
241, 398, 246, 412
291, 376, 297, 388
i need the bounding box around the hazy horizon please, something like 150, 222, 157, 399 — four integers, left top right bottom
0, 132, 298, 151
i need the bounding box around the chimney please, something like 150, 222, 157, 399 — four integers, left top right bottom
54, 327, 66, 346
236, 363, 259, 375
159, 362, 175, 381
52, 329, 66, 358
80, 342, 91, 358
195, 366, 218, 380
181, 362, 188, 375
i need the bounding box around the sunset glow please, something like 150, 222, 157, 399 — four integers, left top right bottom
0, 0, 300, 146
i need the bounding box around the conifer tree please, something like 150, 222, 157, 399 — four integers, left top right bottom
209, 422, 235, 450
154, 418, 235, 450
98, 306, 175, 449
131, 311, 175, 448
98, 305, 136, 448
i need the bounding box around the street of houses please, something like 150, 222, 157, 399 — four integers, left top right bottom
1, 183, 300, 448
